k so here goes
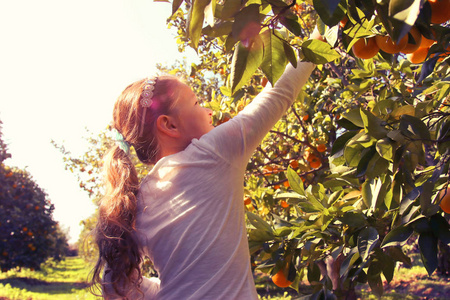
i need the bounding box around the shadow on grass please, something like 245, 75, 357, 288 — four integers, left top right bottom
0, 277, 90, 295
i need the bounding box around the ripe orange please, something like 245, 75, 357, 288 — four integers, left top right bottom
274, 184, 281, 190
303, 114, 309, 121
375, 34, 408, 54
272, 268, 293, 288
407, 47, 429, 63
280, 200, 289, 208
439, 187, 450, 214
283, 181, 290, 188
352, 37, 380, 59
340, 16, 348, 28
317, 144, 327, 153
261, 77, 268, 87
309, 156, 322, 169
23, 227, 28, 232
420, 31, 436, 48
244, 197, 252, 205
428, 0, 450, 24
289, 160, 299, 169
401, 27, 423, 54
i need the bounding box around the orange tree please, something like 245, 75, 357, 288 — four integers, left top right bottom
58, 0, 450, 297
162, 0, 450, 298
0, 121, 67, 272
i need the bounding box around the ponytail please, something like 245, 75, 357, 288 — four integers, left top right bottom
91, 145, 142, 298
90, 75, 181, 298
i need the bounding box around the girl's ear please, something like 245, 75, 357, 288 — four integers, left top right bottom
156, 115, 180, 138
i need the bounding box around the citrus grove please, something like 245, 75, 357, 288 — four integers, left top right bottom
56, 0, 450, 298
0, 121, 68, 272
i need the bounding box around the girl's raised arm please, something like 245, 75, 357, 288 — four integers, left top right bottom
199, 59, 316, 167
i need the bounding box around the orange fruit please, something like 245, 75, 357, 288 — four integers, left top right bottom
407, 47, 429, 63
280, 200, 289, 208
340, 16, 348, 28
375, 34, 409, 54
303, 114, 309, 121
283, 181, 290, 188
317, 144, 327, 153
428, 0, 450, 24
261, 77, 268, 87
23, 227, 28, 232
401, 27, 423, 54
352, 37, 380, 59
439, 187, 450, 213
420, 30, 436, 48
272, 267, 293, 288
289, 160, 299, 169
274, 184, 281, 190
309, 156, 322, 169
244, 197, 252, 205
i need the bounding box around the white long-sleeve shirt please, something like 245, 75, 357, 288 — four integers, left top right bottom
135, 61, 315, 299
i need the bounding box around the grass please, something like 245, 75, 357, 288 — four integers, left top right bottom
0, 254, 448, 299
0, 256, 99, 300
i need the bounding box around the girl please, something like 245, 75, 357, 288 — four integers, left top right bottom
92, 36, 319, 299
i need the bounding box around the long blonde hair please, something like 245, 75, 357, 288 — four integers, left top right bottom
91, 75, 180, 298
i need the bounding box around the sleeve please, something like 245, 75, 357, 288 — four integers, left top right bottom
199, 60, 315, 167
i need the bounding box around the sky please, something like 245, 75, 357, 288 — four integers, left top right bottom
0, 0, 196, 243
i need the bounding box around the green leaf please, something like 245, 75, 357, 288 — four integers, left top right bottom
341, 212, 367, 228
307, 262, 321, 283
430, 214, 450, 245
376, 138, 394, 162
399, 187, 421, 215
287, 167, 305, 195
360, 109, 388, 139
356, 147, 376, 177
344, 141, 363, 167
301, 39, 341, 64
260, 30, 289, 85
231, 4, 261, 44
171, 0, 184, 16
220, 0, 241, 19
342, 108, 365, 128
230, 37, 263, 94
283, 41, 297, 68
357, 226, 379, 261
418, 232, 438, 275
399, 115, 431, 141
381, 224, 414, 248
249, 228, 276, 242
388, 0, 422, 43
313, 0, 346, 27
187, 0, 211, 50
378, 251, 396, 283
361, 178, 383, 210
247, 211, 273, 233
202, 21, 233, 37
330, 131, 358, 155
279, 15, 302, 36
367, 272, 384, 298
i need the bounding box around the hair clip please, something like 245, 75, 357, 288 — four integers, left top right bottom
140, 77, 157, 108
140, 77, 157, 136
